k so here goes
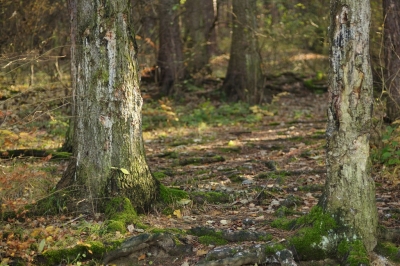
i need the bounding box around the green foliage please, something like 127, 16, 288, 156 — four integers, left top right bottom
374, 125, 400, 166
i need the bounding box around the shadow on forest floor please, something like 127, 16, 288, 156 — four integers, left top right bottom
0, 77, 399, 265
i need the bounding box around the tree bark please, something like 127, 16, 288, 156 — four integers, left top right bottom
321, 1, 377, 252
383, 0, 400, 122
222, 0, 263, 103
183, 0, 216, 75
57, 0, 158, 212
157, 0, 185, 96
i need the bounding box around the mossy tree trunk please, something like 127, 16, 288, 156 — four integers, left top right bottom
383, 0, 400, 122
57, 0, 158, 212
321, 1, 378, 252
222, 0, 263, 103
157, 0, 185, 96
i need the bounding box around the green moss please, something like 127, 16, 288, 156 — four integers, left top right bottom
198, 235, 228, 246
190, 191, 231, 204
153, 171, 167, 180
270, 218, 296, 230
338, 240, 369, 265
104, 197, 137, 233
289, 206, 337, 261
275, 206, 294, 217
159, 184, 189, 204
106, 220, 126, 233
264, 243, 286, 255
41, 241, 108, 265
148, 228, 185, 235
375, 242, 400, 263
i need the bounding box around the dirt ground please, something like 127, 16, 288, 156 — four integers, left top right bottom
1, 81, 399, 265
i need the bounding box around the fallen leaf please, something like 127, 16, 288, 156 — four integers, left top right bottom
138, 253, 146, 260
173, 209, 182, 219
38, 239, 46, 253
196, 249, 208, 256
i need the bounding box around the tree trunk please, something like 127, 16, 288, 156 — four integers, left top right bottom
383, 0, 400, 122
183, 0, 216, 75
222, 0, 263, 103
57, 0, 158, 212
157, 0, 184, 96
321, 1, 377, 252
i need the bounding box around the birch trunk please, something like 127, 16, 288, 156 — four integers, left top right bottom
321, 0, 378, 252
57, 0, 158, 212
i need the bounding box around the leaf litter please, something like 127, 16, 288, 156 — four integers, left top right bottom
0, 83, 399, 265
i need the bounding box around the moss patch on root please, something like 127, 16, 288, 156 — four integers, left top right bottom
198, 235, 228, 246
190, 191, 231, 204
37, 241, 114, 265
104, 197, 138, 233
375, 242, 400, 263
338, 240, 369, 265
289, 206, 338, 261
159, 184, 189, 204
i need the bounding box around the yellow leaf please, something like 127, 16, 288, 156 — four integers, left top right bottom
173, 209, 182, 219
120, 168, 130, 175
196, 249, 208, 256
45, 226, 54, 233
77, 240, 91, 248
30, 228, 42, 237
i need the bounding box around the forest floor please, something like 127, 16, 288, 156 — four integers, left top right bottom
0, 76, 399, 265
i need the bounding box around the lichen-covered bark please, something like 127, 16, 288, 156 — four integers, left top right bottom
383, 0, 400, 122
321, 1, 377, 252
222, 0, 263, 103
57, 0, 158, 212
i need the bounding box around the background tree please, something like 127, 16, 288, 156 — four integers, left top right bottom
56, 0, 158, 212
222, 0, 264, 103
183, 0, 216, 75
321, 0, 378, 251
157, 0, 185, 96
383, 0, 400, 122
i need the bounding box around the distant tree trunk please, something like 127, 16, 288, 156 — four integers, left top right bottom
321, 1, 377, 252
183, 0, 216, 75
157, 0, 184, 96
383, 0, 400, 122
57, 0, 158, 212
222, 0, 263, 103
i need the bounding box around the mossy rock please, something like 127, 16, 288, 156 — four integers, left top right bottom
190, 191, 231, 204
264, 243, 286, 255
159, 184, 189, 204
